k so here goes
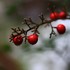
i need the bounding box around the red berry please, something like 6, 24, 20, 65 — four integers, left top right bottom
56, 24, 66, 34
27, 34, 38, 45
59, 11, 67, 19
50, 12, 59, 20
13, 35, 23, 45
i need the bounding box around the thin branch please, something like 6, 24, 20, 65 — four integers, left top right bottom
24, 18, 31, 29
49, 23, 57, 38
39, 13, 45, 23
9, 12, 70, 44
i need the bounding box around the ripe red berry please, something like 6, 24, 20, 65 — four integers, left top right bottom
27, 34, 38, 45
59, 11, 67, 19
13, 35, 23, 45
50, 12, 59, 20
56, 24, 66, 34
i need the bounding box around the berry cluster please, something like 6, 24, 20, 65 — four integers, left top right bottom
9, 3, 70, 46
50, 11, 67, 20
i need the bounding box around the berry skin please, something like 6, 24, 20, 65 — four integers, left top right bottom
59, 11, 67, 19
50, 12, 59, 20
13, 35, 23, 45
56, 24, 66, 34
27, 34, 38, 45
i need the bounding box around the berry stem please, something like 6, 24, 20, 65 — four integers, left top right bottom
49, 23, 57, 38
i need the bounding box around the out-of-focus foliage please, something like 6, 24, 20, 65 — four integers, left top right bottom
6, 4, 17, 16
44, 38, 55, 49
22, 43, 30, 52
5, 0, 70, 21
0, 44, 12, 53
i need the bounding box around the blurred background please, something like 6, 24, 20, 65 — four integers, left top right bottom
0, 0, 70, 70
